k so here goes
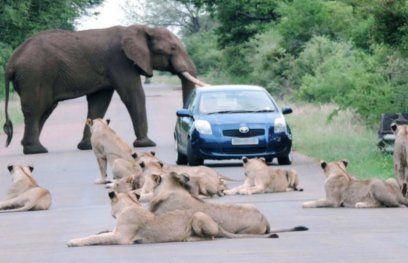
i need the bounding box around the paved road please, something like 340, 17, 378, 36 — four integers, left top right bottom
0, 84, 407, 263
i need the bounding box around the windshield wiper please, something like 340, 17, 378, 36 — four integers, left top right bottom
252, 109, 275, 113
206, 110, 237, 114
206, 109, 275, 114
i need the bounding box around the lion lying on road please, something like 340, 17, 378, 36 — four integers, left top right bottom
391, 123, 408, 195
136, 161, 231, 200
224, 157, 302, 195
67, 191, 277, 247
149, 171, 308, 235
302, 160, 408, 208
87, 118, 133, 184
0, 165, 51, 212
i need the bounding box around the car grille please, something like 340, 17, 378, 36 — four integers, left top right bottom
223, 147, 266, 154
222, 128, 265, 137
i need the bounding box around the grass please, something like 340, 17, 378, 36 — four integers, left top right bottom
285, 102, 394, 180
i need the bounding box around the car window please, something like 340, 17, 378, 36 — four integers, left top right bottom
198, 90, 276, 114
186, 90, 196, 111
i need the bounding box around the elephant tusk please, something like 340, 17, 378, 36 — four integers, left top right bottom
181, 72, 211, 87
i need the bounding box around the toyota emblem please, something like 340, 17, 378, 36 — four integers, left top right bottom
239, 127, 249, 133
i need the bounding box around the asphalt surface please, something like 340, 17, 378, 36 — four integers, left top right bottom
0, 84, 407, 263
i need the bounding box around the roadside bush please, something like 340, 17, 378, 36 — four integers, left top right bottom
183, 31, 223, 75
0, 42, 13, 99
245, 27, 297, 97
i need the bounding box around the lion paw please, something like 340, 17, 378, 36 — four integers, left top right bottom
95, 178, 110, 184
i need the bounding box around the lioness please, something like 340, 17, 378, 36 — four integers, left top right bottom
149, 171, 308, 235
302, 160, 408, 208
87, 118, 133, 184
224, 157, 302, 195
391, 123, 408, 195
138, 161, 231, 199
0, 165, 51, 212
67, 191, 277, 247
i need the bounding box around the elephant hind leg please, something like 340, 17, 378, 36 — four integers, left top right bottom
78, 88, 114, 150
21, 96, 53, 154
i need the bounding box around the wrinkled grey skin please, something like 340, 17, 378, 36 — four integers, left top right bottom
3, 25, 197, 154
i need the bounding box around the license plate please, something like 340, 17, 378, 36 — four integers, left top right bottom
231, 137, 259, 145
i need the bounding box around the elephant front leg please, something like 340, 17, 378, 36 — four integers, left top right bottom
115, 76, 156, 148
78, 89, 114, 150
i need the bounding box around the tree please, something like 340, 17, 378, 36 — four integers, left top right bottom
189, 0, 280, 47
122, 0, 212, 36
0, 0, 103, 48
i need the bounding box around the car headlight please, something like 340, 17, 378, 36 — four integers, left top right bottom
274, 117, 287, 133
194, 120, 212, 135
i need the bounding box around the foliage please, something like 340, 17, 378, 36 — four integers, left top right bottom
190, 0, 280, 47
0, 0, 103, 48
122, 0, 212, 36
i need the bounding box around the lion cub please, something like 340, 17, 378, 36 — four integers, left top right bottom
0, 165, 51, 212
67, 191, 272, 247
391, 123, 408, 195
302, 160, 408, 208
224, 157, 302, 195
87, 118, 133, 184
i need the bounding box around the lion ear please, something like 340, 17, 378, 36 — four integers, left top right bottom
108, 191, 116, 199
106, 119, 111, 125
121, 25, 153, 77
150, 151, 156, 156
159, 161, 164, 168
341, 160, 348, 168
242, 157, 248, 163
7, 165, 13, 172
391, 123, 398, 132
260, 157, 266, 162
153, 174, 162, 185
320, 161, 327, 169
28, 165, 34, 172
139, 161, 145, 169
86, 118, 93, 126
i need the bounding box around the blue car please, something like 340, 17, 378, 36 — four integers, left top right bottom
174, 85, 293, 166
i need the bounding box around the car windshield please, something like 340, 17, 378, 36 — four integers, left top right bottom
199, 90, 276, 114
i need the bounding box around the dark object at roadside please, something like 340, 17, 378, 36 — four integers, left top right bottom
378, 113, 408, 152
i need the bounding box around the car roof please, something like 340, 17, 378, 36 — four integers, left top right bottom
196, 85, 266, 93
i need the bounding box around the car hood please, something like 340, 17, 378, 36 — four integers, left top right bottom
196, 112, 281, 125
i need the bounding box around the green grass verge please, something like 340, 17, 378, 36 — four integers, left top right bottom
285, 102, 393, 180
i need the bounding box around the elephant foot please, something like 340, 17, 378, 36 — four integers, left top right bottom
77, 139, 92, 150
133, 138, 156, 148
23, 144, 48, 155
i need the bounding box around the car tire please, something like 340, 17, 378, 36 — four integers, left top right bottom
265, 157, 273, 163
176, 150, 188, 165
278, 151, 292, 165
187, 141, 203, 166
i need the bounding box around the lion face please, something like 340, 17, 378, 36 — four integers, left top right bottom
7, 164, 34, 183
320, 160, 348, 177
108, 191, 140, 218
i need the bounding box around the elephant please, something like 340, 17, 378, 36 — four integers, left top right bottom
3, 25, 208, 154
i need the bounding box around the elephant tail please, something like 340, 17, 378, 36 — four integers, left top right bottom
3, 68, 13, 147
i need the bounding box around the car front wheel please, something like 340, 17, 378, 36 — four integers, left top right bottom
187, 141, 203, 166
278, 151, 292, 165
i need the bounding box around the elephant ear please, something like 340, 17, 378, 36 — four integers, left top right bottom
121, 25, 153, 77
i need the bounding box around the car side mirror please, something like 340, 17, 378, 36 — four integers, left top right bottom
282, 107, 293, 115
176, 109, 194, 118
